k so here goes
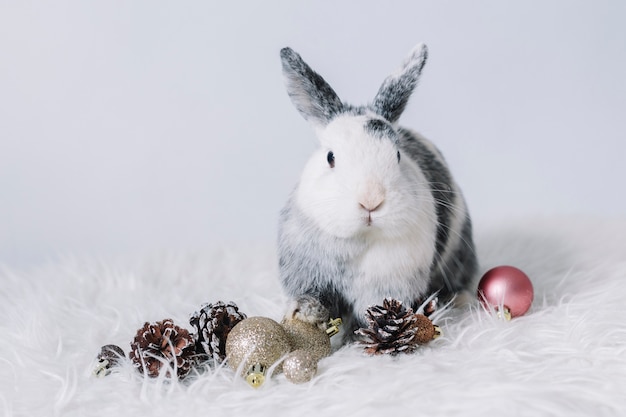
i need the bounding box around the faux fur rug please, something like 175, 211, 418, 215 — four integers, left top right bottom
2, 217, 626, 416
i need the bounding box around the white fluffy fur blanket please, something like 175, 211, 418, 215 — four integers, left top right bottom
2, 217, 626, 416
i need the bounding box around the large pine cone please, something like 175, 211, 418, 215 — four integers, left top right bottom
189, 301, 247, 363
355, 298, 437, 355
129, 319, 195, 379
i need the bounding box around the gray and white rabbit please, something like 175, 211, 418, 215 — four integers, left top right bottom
278, 44, 477, 341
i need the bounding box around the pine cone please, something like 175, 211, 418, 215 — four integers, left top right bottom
129, 319, 195, 379
189, 301, 247, 363
355, 298, 437, 355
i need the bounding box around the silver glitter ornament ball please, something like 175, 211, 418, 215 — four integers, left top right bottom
283, 349, 317, 384
281, 318, 331, 362
225, 317, 291, 377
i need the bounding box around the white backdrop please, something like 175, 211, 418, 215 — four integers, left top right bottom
1, 1, 625, 268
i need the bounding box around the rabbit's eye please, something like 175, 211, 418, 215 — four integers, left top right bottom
327, 151, 335, 168
397, 151, 401, 163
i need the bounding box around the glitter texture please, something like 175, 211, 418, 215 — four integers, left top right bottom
283, 350, 317, 384
413, 314, 436, 344
281, 318, 331, 362
225, 317, 291, 377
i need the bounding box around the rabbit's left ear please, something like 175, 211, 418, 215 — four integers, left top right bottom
372, 44, 428, 123
281, 47, 344, 127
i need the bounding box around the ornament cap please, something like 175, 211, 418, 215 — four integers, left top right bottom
325, 318, 343, 337
93, 359, 110, 378
433, 325, 442, 339
245, 363, 267, 388
498, 306, 512, 321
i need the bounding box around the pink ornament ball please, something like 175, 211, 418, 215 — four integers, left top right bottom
477, 265, 534, 318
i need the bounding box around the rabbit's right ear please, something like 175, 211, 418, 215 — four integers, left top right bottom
280, 48, 344, 127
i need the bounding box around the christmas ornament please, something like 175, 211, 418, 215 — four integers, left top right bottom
93, 344, 125, 377
129, 318, 196, 379
477, 265, 534, 320
95, 299, 341, 386
282, 349, 317, 384
225, 316, 292, 388
355, 298, 441, 355
281, 317, 331, 362
225, 312, 342, 388
189, 301, 247, 363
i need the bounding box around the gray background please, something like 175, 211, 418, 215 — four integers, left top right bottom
2, 1, 625, 268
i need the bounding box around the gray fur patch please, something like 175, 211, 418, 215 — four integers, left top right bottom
426, 215, 477, 298
372, 45, 428, 123
397, 128, 454, 264
278, 198, 355, 324
280, 48, 344, 126
396, 127, 477, 298
364, 118, 398, 143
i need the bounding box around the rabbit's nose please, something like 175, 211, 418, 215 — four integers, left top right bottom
358, 181, 386, 212
359, 200, 384, 213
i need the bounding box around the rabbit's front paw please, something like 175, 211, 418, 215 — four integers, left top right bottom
284, 295, 330, 329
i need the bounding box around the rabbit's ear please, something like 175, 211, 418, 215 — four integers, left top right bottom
281, 47, 344, 127
372, 44, 428, 123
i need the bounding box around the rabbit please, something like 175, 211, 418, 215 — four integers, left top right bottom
278, 43, 477, 342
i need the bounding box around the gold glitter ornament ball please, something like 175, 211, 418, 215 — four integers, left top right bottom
283, 349, 317, 384
281, 318, 331, 362
225, 317, 291, 378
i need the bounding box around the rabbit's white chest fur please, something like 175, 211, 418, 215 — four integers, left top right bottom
346, 223, 436, 316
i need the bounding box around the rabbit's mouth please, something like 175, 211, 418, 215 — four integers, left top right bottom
363, 212, 378, 228
359, 200, 384, 228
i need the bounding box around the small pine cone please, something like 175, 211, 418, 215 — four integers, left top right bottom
129, 319, 195, 379
189, 301, 247, 363
355, 298, 437, 355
